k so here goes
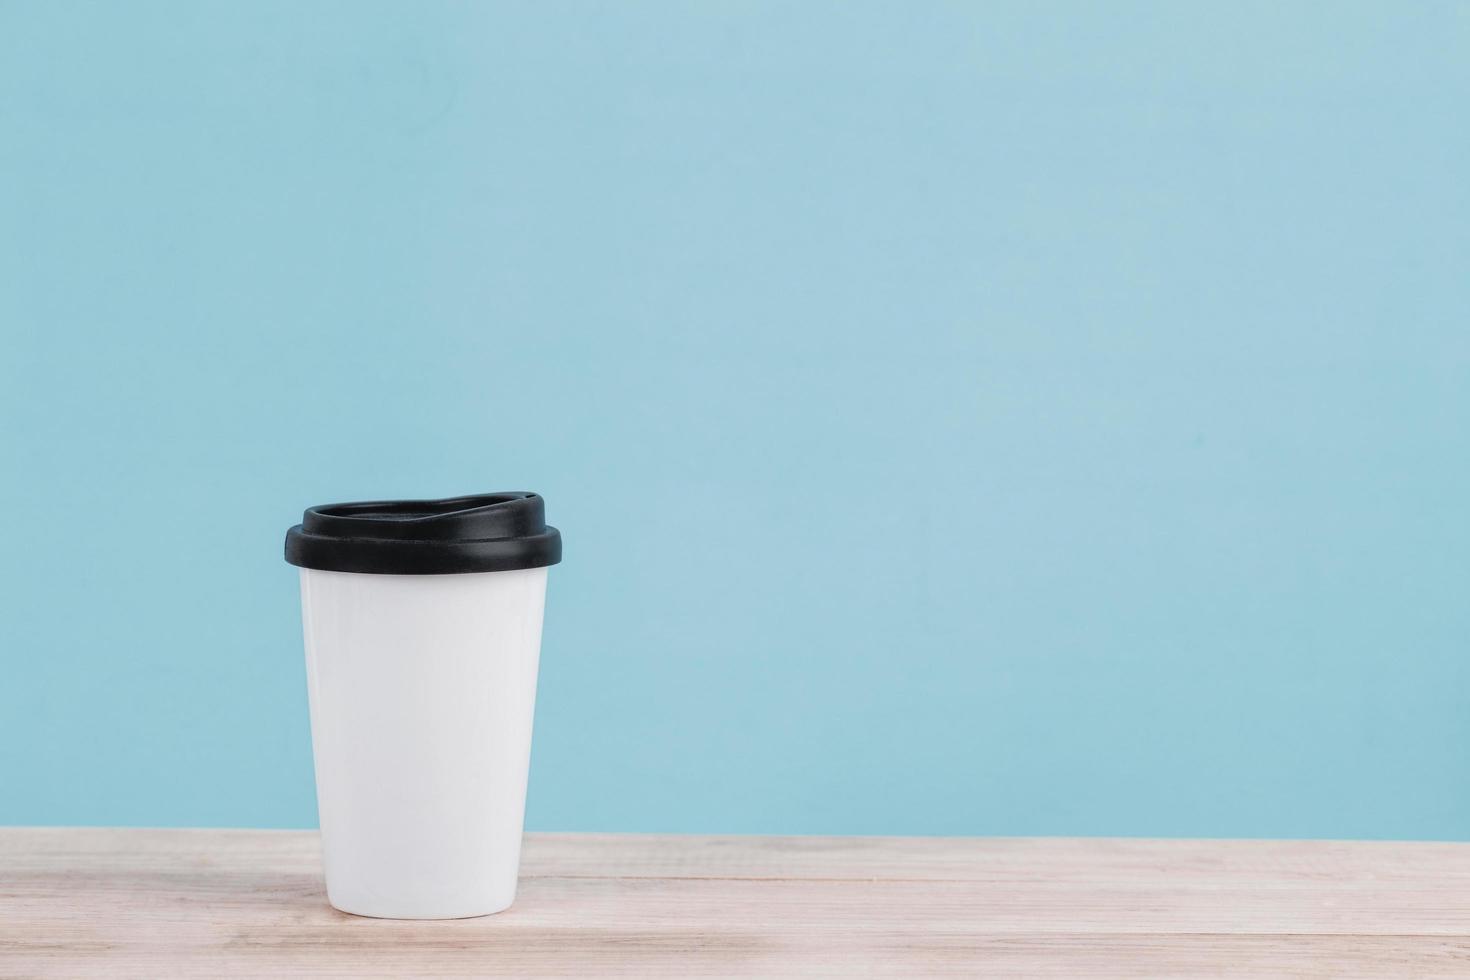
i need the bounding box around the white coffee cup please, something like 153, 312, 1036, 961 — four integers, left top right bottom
285, 492, 562, 919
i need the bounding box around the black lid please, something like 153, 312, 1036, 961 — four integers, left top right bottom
284, 492, 562, 575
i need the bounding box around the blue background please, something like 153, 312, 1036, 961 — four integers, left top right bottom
2, 2, 1467, 838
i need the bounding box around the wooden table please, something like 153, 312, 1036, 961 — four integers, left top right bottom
3, 829, 1469, 977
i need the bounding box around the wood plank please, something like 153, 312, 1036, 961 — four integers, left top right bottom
3, 829, 1470, 977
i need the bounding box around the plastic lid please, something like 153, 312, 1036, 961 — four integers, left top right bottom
284, 492, 562, 575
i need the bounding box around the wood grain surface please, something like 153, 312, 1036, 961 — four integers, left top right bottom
3, 828, 1469, 977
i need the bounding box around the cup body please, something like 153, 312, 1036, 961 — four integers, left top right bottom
299, 565, 548, 919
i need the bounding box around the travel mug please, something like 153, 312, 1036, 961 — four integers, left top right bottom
284, 492, 562, 919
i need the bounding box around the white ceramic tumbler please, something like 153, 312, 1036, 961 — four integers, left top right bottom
285, 492, 562, 919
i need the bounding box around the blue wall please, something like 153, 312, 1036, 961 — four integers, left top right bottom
3, 2, 1467, 838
